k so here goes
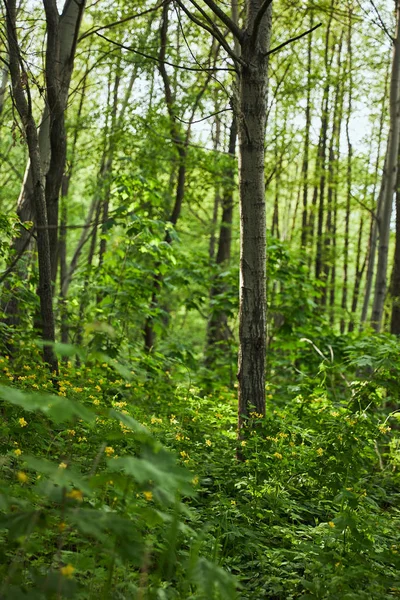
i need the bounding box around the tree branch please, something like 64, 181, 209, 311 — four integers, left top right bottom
95, 32, 235, 71
196, 0, 243, 41
174, 0, 243, 66
78, 1, 167, 41
266, 22, 322, 57
251, 0, 273, 44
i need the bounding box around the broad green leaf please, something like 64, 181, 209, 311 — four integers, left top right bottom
0, 386, 95, 424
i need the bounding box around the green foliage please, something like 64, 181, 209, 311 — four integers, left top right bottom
2, 329, 400, 598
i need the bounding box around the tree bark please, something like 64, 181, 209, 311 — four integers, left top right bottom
5, 0, 58, 373
300, 11, 313, 249
2, 0, 85, 324
371, 0, 400, 331
340, 9, 353, 333
237, 1, 272, 429
360, 66, 390, 325
390, 140, 400, 334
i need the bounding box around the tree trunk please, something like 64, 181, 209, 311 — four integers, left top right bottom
237, 1, 272, 430
371, 0, 400, 331
2, 0, 85, 323
340, 10, 353, 333
300, 11, 313, 249
360, 66, 390, 325
322, 33, 343, 307
5, 0, 58, 373
390, 140, 400, 333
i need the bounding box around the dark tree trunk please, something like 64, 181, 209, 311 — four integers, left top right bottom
5, 0, 58, 373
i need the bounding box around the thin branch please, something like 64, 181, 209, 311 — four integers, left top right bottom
195, 0, 243, 40
174, 0, 243, 66
175, 106, 232, 124
95, 32, 235, 71
266, 22, 322, 56
78, 1, 167, 41
369, 0, 393, 42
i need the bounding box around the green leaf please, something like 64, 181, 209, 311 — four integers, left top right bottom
0, 386, 95, 424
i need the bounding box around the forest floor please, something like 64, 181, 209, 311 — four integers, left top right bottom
0, 337, 400, 599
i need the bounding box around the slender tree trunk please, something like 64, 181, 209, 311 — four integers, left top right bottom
390, 140, 400, 333
5, 0, 57, 373
340, 10, 353, 333
2, 0, 85, 323
209, 115, 222, 260
237, 1, 272, 430
348, 217, 366, 332
361, 67, 390, 325
371, 0, 400, 331
322, 33, 343, 307
301, 11, 313, 249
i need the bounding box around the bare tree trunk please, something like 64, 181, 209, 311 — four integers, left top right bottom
322, 33, 343, 307
2, 0, 85, 323
208, 115, 222, 260
390, 141, 400, 334
360, 66, 390, 325
340, 9, 353, 332
5, 0, 57, 373
301, 11, 313, 249
314, 12, 335, 283
237, 1, 272, 429
371, 0, 400, 331
348, 217, 366, 332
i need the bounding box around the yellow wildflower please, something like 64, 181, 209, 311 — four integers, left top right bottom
73, 387, 83, 393
67, 430, 75, 436
17, 471, 28, 483
205, 439, 212, 447
58, 522, 67, 532
317, 448, 324, 456
60, 564, 75, 578
59, 462, 68, 469
378, 425, 391, 434
151, 416, 163, 424
105, 446, 115, 456
241, 440, 247, 447
231, 500, 236, 505
180, 451, 189, 459
18, 417, 28, 428
114, 401, 127, 408
143, 491, 153, 501
273, 452, 283, 460
192, 475, 199, 485
14, 448, 22, 457
328, 521, 335, 528
66, 489, 83, 501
